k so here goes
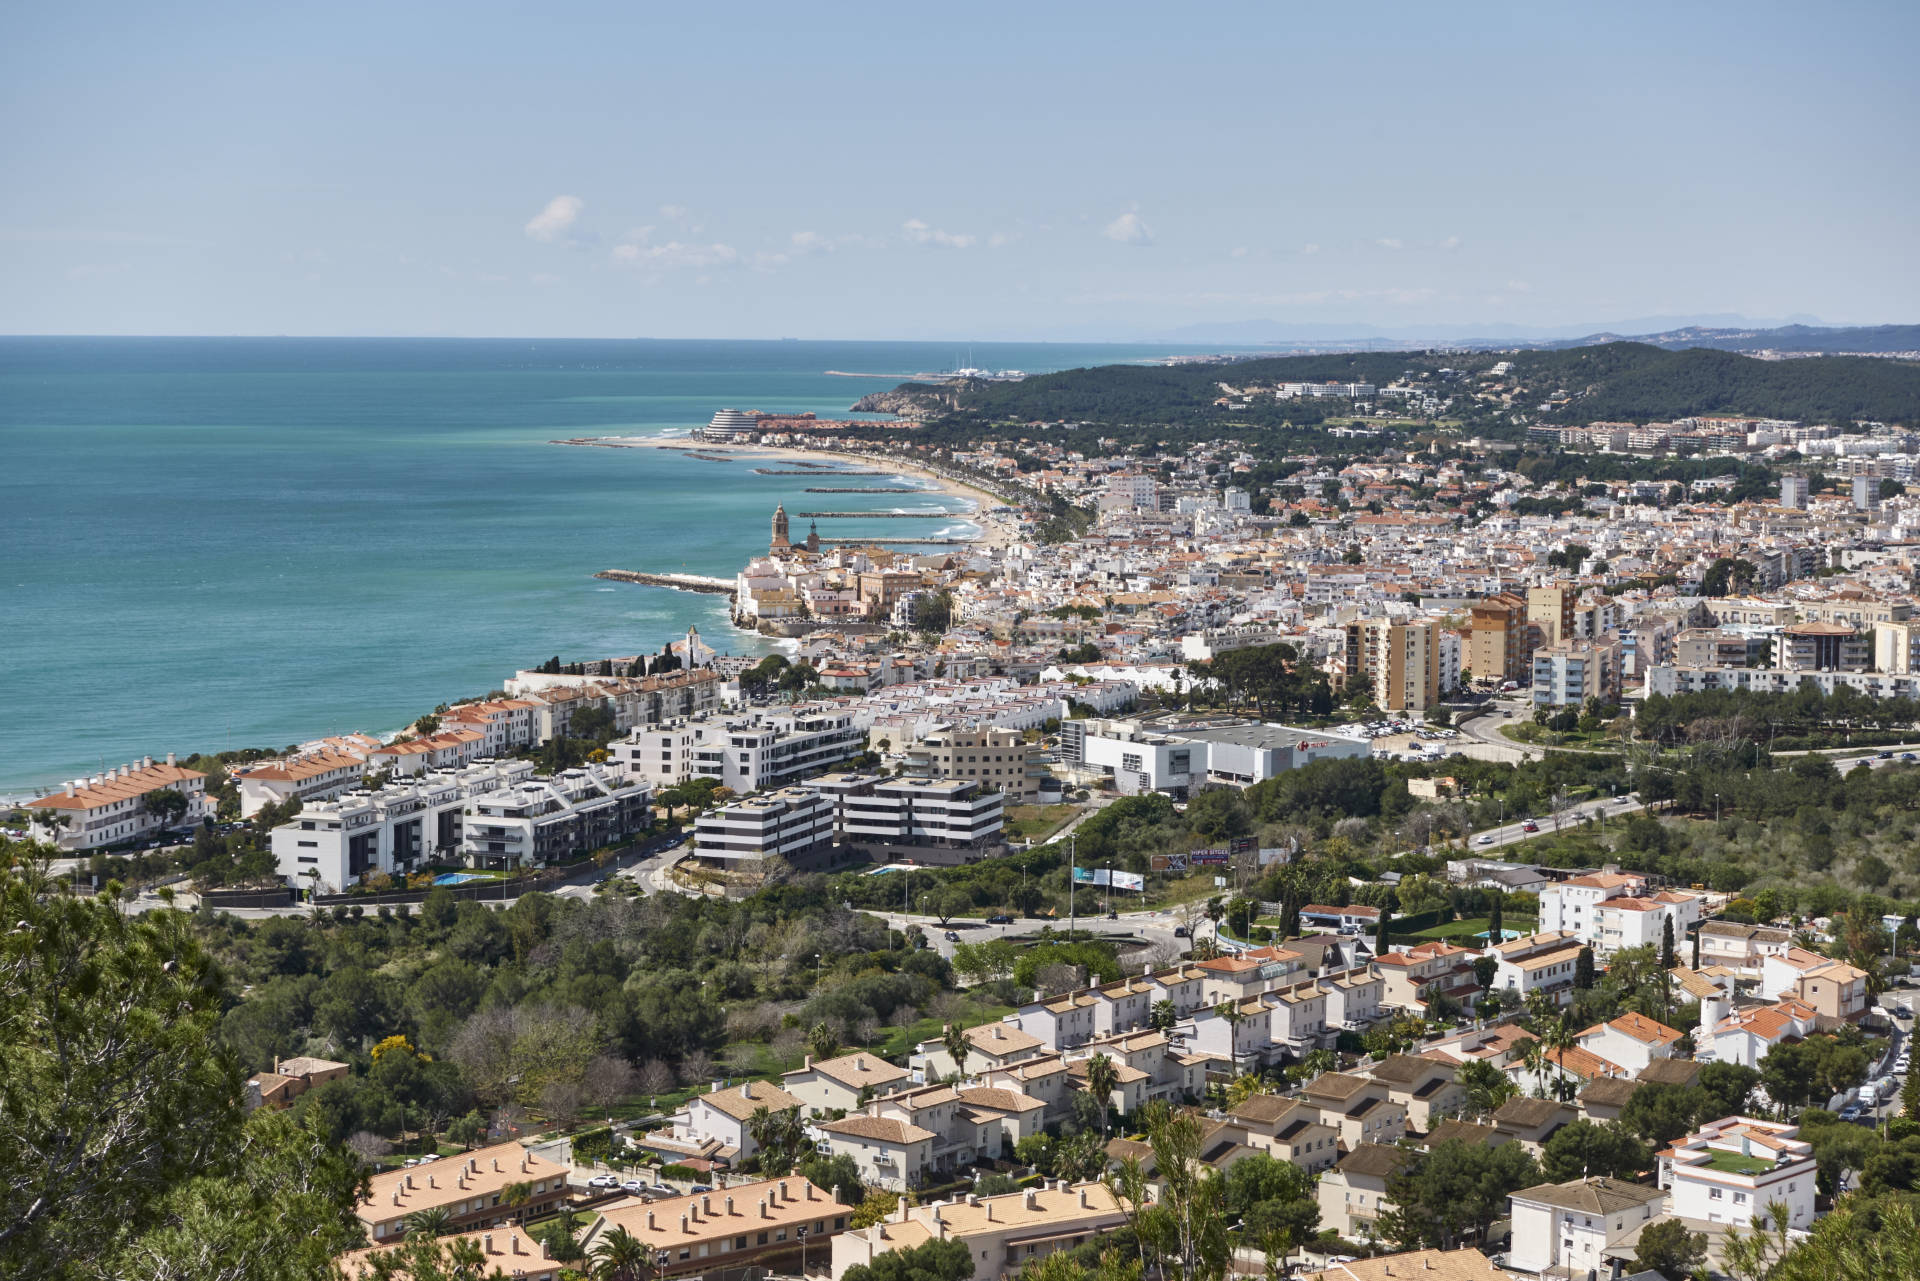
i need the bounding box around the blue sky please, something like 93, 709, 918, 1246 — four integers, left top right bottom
3, 1, 1915, 340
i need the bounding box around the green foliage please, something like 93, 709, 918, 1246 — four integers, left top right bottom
1379, 1139, 1540, 1249
1540, 1119, 1651, 1181
841, 1236, 975, 1281
1632, 1216, 1708, 1280
0, 852, 363, 1279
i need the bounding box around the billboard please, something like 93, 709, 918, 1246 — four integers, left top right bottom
1151, 853, 1189, 873
1073, 866, 1099, 884
1110, 870, 1145, 891
1190, 848, 1229, 866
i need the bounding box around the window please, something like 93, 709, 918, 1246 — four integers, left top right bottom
1709, 1188, 1722, 1200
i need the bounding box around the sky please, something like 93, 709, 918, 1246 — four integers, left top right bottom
3, 0, 1916, 342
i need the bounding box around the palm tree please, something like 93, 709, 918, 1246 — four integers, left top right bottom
403, 1205, 455, 1238
1085, 1052, 1119, 1135
1516, 1036, 1548, 1099
942, 1021, 972, 1080
501, 1179, 532, 1225
1542, 1014, 1579, 1103
1214, 1000, 1249, 1077
445, 1238, 488, 1278
807, 1021, 840, 1062
590, 1225, 656, 1281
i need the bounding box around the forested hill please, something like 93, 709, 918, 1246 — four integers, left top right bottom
1519, 343, 1920, 424
872, 342, 1919, 428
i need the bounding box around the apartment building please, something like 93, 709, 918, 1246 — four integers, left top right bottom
245, 1055, 349, 1110
1574, 1014, 1682, 1076
233, 748, 370, 817
27, 754, 211, 851
831, 1181, 1129, 1281
1658, 1117, 1816, 1231
358, 1142, 569, 1243
1530, 637, 1619, 707
693, 788, 837, 868
1537, 872, 1645, 936
1298, 1071, 1408, 1150
580, 1177, 850, 1281
647, 1080, 809, 1166
836, 776, 1006, 852
270, 760, 649, 890
613, 708, 865, 792
1490, 932, 1586, 1008
1645, 665, 1920, 700
1772, 621, 1870, 672
341, 1225, 565, 1280
893, 725, 1042, 801
1469, 593, 1531, 684
1528, 585, 1578, 648
1367, 1054, 1466, 1133
1225, 1094, 1341, 1173
1370, 941, 1482, 1014
910, 1021, 1046, 1081
1349, 617, 1443, 712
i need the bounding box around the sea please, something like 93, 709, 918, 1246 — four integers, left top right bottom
0, 337, 1202, 796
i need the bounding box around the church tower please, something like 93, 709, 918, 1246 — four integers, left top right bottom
771, 503, 791, 552
805, 520, 820, 554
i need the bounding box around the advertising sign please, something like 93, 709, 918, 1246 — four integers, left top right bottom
1111, 870, 1145, 891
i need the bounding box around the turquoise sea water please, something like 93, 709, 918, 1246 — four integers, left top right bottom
0, 337, 1196, 794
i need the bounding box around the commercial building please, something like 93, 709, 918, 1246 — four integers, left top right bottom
1772, 621, 1870, 672
26, 754, 211, 851
836, 776, 1006, 852
357, 1141, 570, 1243
1060, 717, 1366, 796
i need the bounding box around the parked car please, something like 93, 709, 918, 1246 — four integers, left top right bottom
986, 914, 1012, 924
944, 930, 960, 942
1173, 926, 1189, 938
621, 1179, 648, 1195
588, 1174, 619, 1189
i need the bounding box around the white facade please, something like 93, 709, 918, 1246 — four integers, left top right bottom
694, 788, 836, 865
613, 709, 865, 792
27, 755, 213, 851
1660, 1118, 1816, 1231
1507, 1178, 1666, 1277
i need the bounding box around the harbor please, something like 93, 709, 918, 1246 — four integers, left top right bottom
593, 569, 734, 597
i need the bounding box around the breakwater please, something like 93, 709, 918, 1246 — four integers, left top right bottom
805, 487, 910, 493
595, 569, 735, 597
795, 510, 952, 518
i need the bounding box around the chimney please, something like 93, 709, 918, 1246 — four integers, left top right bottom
167, 752, 176, 766
483, 1234, 493, 1253
1079, 1188, 1089, 1208
511, 1235, 522, 1255
983, 1200, 993, 1221
856, 1057, 867, 1070
726, 1195, 735, 1215
428, 1175, 437, 1189
680, 1214, 689, 1233
702, 1195, 713, 1216
804, 1054, 813, 1070
648, 1211, 657, 1231
742, 1081, 753, 1100
759, 1198, 769, 1218
1024, 1190, 1038, 1210
493, 1158, 501, 1172
406, 1174, 414, 1189
541, 1240, 552, 1261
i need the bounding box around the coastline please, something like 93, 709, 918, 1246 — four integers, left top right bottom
555, 434, 1019, 549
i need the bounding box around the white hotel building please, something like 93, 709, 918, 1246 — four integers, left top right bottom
270, 760, 650, 891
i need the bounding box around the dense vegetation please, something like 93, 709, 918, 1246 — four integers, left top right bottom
1519, 342, 1920, 424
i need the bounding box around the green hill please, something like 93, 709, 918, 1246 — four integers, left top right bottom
1518, 342, 1920, 423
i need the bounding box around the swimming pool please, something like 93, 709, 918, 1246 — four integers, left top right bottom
432, 872, 486, 886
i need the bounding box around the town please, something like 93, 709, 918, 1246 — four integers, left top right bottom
12, 343, 1920, 1281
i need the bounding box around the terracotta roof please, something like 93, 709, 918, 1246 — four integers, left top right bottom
1579, 1077, 1644, 1109
28, 761, 206, 811
1333, 1142, 1415, 1179
1494, 1097, 1573, 1131
693, 1080, 807, 1121
1302, 1071, 1374, 1102
585, 1176, 838, 1255
788, 1052, 910, 1090
358, 1141, 567, 1226
1636, 1059, 1701, 1087
1582, 1013, 1683, 1047
1512, 1177, 1665, 1215
1422, 1120, 1501, 1150
817, 1115, 936, 1145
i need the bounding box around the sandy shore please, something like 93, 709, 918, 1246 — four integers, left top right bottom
557, 434, 1019, 549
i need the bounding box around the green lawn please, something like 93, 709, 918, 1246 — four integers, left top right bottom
1410, 916, 1537, 943
1697, 1149, 1773, 1176
871, 1002, 1015, 1059
1006, 804, 1078, 842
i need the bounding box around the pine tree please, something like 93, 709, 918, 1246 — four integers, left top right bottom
1488, 896, 1504, 942
1575, 946, 1596, 990
1904, 1065, 1920, 1121
1376, 907, 1393, 953
1661, 916, 1676, 970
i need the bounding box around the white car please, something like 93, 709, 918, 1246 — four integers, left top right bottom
1476, 834, 1495, 845
588, 1174, 620, 1189
621, 1178, 648, 1195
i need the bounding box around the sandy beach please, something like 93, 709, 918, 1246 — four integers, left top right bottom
556, 434, 1021, 550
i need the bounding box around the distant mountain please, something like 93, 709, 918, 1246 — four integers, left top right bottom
1553, 323, 1920, 355
1142, 314, 1833, 347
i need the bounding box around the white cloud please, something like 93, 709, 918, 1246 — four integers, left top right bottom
1440, 235, 1463, 251
1103, 212, 1151, 245
1506, 279, 1534, 293
525, 195, 584, 243
903, 218, 976, 249
612, 239, 741, 269
1376, 237, 1403, 250
1301, 243, 1321, 256
790, 231, 829, 252
1230, 246, 1249, 259
659, 204, 690, 221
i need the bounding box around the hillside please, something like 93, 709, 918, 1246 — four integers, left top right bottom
1517, 343, 1920, 424
863, 341, 1920, 429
